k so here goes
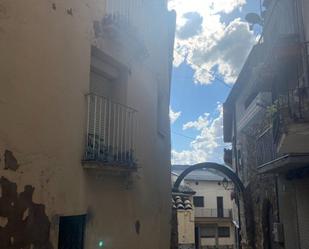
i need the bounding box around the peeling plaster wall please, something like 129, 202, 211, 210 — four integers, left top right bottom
0, 0, 174, 248
0, 177, 52, 249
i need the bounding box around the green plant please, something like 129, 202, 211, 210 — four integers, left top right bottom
266, 100, 279, 120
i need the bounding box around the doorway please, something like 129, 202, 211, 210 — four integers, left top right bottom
58, 215, 86, 249
262, 200, 274, 249
217, 197, 224, 218
195, 226, 200, 249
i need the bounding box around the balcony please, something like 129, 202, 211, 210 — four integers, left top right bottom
82, 93, 137, 171
103, 0, 166, 25
276, 87, 309, 123
94, 0, 153, 58
194, 208, 232, 219
256, 126, 309, 173
256, 126, 278, 167
274, 87, 309, 153
237, 92, 271, 132
94, 0, 167, 59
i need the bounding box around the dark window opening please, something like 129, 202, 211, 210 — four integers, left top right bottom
200, 226, 216, 238
58, 215, 86, 249
218, 227, 230, 238
193, 196, 204, 207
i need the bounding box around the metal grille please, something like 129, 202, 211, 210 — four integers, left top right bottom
104, 0, 166, 28
84, 93, 137, 167
256, 127, 277, 167
277, 87, 309, 122
194, 208, 232, 218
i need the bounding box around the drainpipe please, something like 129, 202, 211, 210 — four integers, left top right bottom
274, 175, 280, 223
295, 0, 309, 86
233, 107, 242, 249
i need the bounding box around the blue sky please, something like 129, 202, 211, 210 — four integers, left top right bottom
169, 0, 261, 165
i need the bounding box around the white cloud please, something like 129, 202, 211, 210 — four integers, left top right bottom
170, 107, 182, 124
168, 0, 256, 84
172, 103, 227, 165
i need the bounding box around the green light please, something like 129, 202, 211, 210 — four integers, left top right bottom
98, 240, 105, 248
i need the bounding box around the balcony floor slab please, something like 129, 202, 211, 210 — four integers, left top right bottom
258, 154, 309, 174
82, 160, 137, 173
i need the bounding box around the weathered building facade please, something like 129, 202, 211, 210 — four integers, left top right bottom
0, 0, 176, 248
223, 0, 309, 248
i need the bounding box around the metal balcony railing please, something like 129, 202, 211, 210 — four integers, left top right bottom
84, 93, 137, 167
256, 87, 309, 166
237, 92, 272, 132
103, 0, 166, 28
256, 126, 278, 167
276, 87, 309, 123
194, 208, 232, 218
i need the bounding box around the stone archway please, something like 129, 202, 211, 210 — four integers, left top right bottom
172, 162, 246, 249
172, 162, 245, 193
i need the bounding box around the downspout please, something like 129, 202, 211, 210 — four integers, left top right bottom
275, 175, 280, 223
233, 106, 242, 249
295, 0, 309, 86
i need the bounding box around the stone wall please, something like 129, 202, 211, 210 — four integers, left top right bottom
236, 113, 284, 249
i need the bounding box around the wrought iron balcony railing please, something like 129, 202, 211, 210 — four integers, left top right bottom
237, 92, 272, 132
194, 208, 232, 218
103, 0, 166, 29
256, 87, 309, 166
84, 93, 137, 168
276, 87, 309, 123
256, 126, 278, 167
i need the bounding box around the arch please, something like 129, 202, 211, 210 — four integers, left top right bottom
172, 162, 245, 193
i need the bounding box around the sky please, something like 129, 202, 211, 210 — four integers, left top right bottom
168, 0, 261, 165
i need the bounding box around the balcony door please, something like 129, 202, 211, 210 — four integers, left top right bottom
217, 196, 223, 218
90, 46, 127, 103
195, 226, 200, 249
90, 69, 114, 97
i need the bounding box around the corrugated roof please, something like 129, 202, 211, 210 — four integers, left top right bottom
171, 165, 226, 181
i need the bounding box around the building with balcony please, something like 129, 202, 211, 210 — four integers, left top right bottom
223, 0, 309, 248
172, 165, 236, 249
0, 1, 176, 248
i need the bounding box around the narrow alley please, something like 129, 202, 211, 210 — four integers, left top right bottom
0, 0, 309, 249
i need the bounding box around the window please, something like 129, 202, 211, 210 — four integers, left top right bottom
200, 225, 216, 238
193, 196, 204, 207
218, 227, 230, 238
90, 46, 128, 102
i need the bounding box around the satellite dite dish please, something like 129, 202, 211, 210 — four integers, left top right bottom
245, 13, 263, 30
